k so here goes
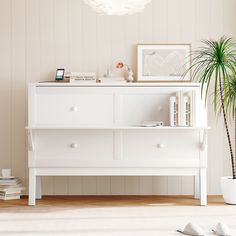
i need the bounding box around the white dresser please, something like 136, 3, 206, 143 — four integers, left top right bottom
27, 83, 208, 206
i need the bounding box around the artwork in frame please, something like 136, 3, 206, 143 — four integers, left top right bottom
136, 44, 191, 82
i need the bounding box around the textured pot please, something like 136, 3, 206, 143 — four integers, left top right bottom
221, 176, 236, 204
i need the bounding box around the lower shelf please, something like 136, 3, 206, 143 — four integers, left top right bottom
26, 125, 210, 130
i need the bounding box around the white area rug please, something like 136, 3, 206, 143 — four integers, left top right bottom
0, 197, 236, 236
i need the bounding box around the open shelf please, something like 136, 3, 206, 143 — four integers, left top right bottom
26, 125, 210, 130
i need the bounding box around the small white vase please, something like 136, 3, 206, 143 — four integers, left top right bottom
221, 176, 236, 204
126, 69, 134, 82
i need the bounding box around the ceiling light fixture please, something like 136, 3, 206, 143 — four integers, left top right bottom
83, 0, 152, 16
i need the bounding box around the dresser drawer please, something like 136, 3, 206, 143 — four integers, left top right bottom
33, 130, 114, 167
122, 130, 199, 166
34, 87, 114, 125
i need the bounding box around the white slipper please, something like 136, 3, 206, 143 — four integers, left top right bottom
177, 222, 205, 236
212, 222, 231, 236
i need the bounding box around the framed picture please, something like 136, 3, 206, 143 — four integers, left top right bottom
136, 44, 191, 82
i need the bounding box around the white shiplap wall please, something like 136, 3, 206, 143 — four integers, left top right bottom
0, 0, 236, 195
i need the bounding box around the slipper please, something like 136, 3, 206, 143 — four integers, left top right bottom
212, 222, 231, 236
177, 222, 205, 236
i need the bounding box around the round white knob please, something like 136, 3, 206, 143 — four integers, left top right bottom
157, 144, 165, 148
70, 143, 78, 149
158, 106, 163, 111
71, 106, 78, 112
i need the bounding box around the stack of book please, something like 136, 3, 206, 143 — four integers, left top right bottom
0, 177, 24, 200
169, 91, 194, 127
65, 72, 96, 83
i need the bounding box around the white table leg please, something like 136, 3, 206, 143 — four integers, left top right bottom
29, 168, 36, 206
200, 168, 207, 206
194, 174, 200, 199
36, 176, 42, 199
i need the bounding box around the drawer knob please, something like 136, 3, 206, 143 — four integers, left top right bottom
157, 144, 165, 149
70, 143, 78, 149
71, 106, 78, 112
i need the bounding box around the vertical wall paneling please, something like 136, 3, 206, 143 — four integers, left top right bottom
11, 0, 27, 191
80, 4, 99, 195
82, 3, 97, 72
2, 0, 236, 196
209, 0, 225, 194
124, 14, 138, 78
68, 177, 83, 195
97, 15, 112, 77
39, 0, 55, 194
180, 0, 196, 195
109, 15, 127, 193
26, 0, 41, 84
166, 0, 182, 195
95, 15, 112, 194
82, 176, 97, 195
139, 177, 153, 195
195, 0, 211, 41
52, 0, 69, 195
124, 177, 140, 195
153, 177, 168, 195
167, 0, 182, 42
68, 0, 83, 72
137, 1, 154, 43
97, 177, 111, 195
25, 0, 41, 194
222, 2, 236, 178
111, 176, 125, 195
67, 0, 84, 194
195, 0, 211, 193
152, 0, 168, 43
0, 0, 11, 173
151, 0, 169, 195
136, 0, 156, 195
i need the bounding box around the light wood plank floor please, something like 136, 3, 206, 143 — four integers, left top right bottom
0, 195, 225, 208
0, 196, 235, 236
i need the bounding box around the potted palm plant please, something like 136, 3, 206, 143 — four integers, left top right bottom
189, 36, 236, 204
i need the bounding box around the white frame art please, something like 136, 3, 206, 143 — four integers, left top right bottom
137, 44, 191, 82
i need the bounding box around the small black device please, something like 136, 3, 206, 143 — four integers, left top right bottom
55, 69, 65, 81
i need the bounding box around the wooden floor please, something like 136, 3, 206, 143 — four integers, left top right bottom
0, 196, 234, 236
0, 195, 225, 208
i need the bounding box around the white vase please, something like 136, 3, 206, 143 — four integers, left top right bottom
126, 69, 134, 82
221, 176, 236, 204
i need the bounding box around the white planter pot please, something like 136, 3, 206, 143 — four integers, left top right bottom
221, 176, 236, 204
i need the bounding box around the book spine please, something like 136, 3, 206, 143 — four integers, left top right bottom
182, 96, 189, 126
177, 91, 182, 126
170, 96, 178, 127
190, 90, 195, 126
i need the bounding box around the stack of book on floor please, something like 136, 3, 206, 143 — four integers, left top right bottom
0, 177, 24, 200
169, 91, 195, 127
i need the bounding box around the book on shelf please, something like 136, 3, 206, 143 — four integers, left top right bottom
169, 96, 178, 127
169, 92, 194, 127
182, 96, 191, 126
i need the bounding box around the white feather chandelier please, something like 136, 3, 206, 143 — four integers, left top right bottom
83, 0, 152, 15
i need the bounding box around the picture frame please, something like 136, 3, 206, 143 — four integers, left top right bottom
136, 44, 191, 82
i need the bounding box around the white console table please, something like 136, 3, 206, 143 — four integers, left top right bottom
27, 82, 208, 206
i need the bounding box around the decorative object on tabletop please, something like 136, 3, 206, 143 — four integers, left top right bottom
185, 36, 236, 204
137, 44, 191, 82
83, 0, 152, 16
116, 62, 134, 82
140, 121, 164, 127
